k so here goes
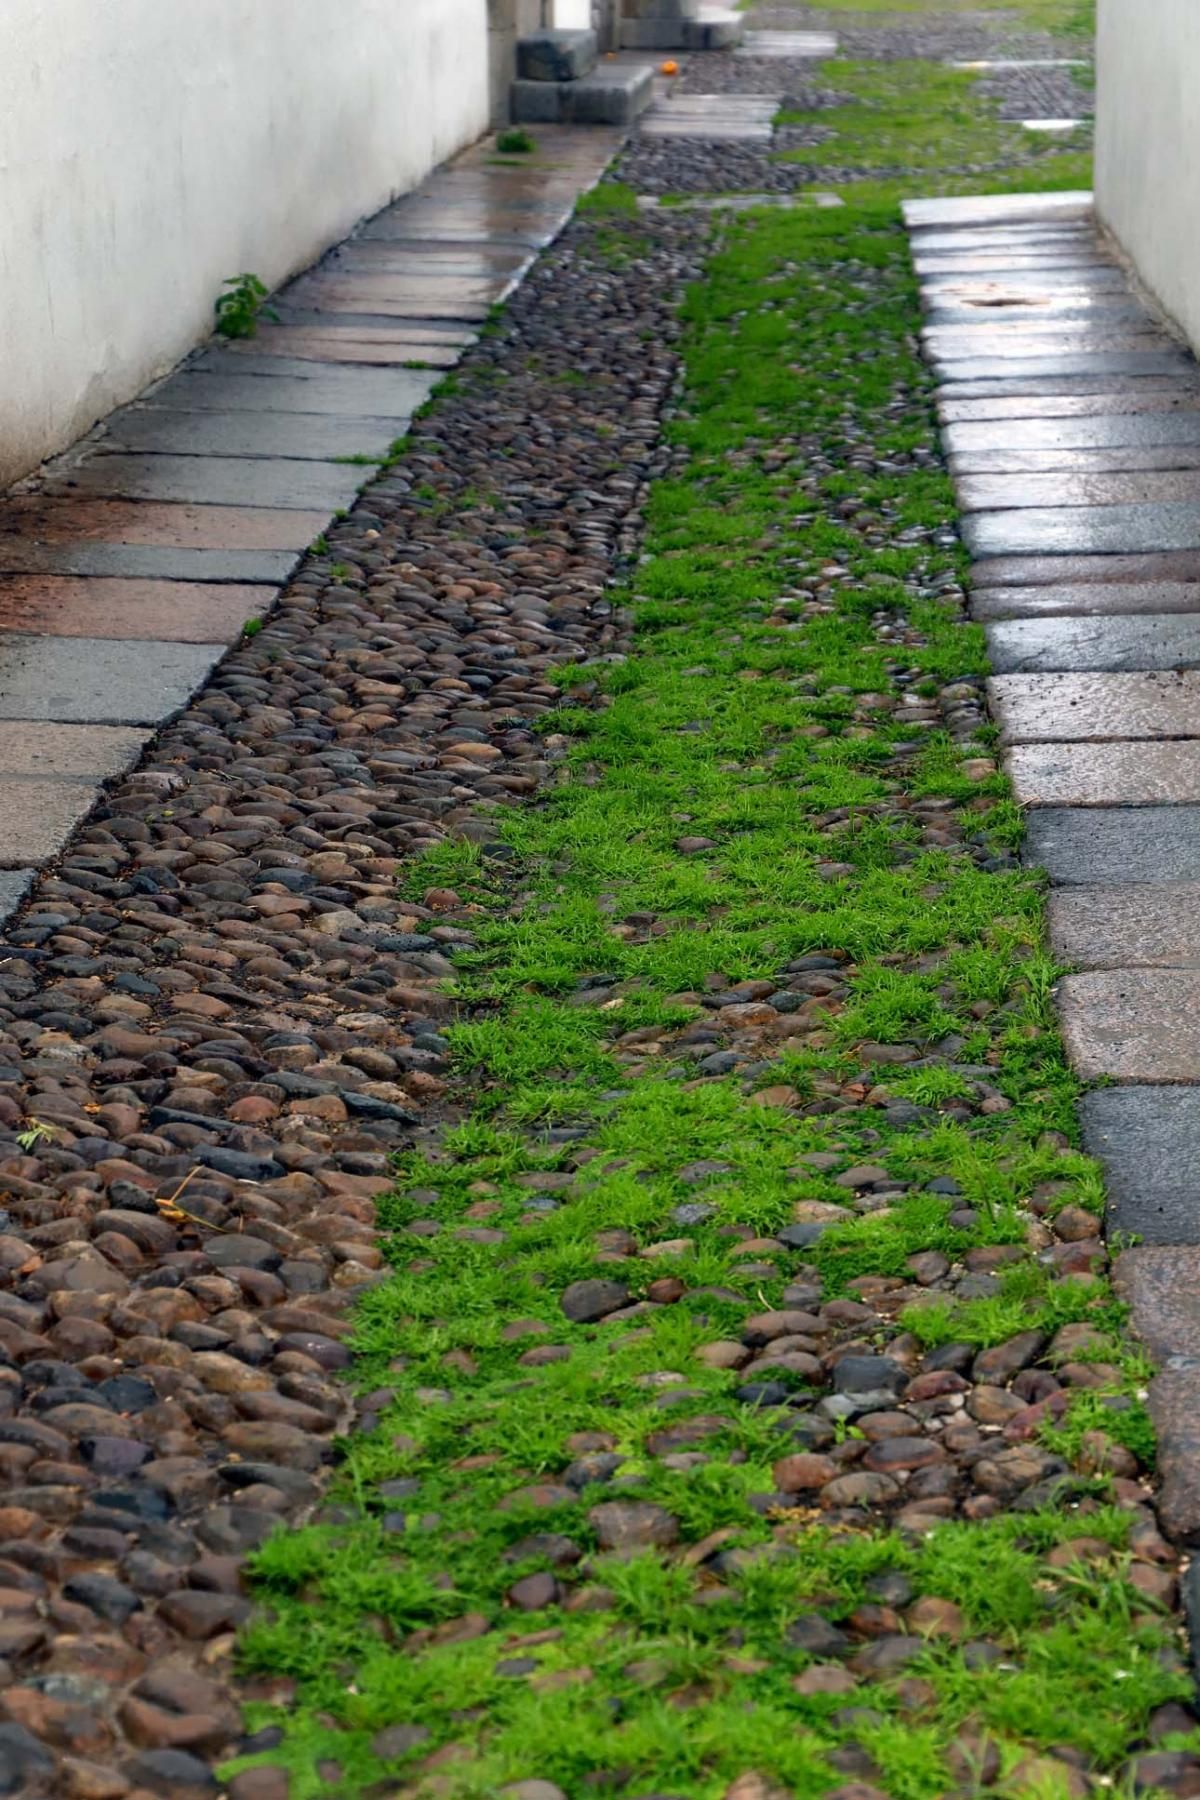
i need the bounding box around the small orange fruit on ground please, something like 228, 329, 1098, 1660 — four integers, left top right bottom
661, 59, 679, 75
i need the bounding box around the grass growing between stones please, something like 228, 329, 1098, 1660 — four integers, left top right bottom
226, 189, 1195, 1800
775, 61, 1091, 185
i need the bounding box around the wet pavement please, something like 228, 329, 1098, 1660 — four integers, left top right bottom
0, 127, 619, 896
906, 187, 1200, 1538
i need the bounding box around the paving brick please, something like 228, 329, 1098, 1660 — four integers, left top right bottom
280, 273, 498, 320
0, 578, 269, 642
935, 352, 1191, 386
1059, 969, 1200, 1080
971, 551, 1200, 588
1114, 1240, 1200, 1352
1049, 883, 1200, 969
940, 389, 1200, 426
1025, 806, 1200, 884
0, 542, 291, 584
151, 368, 438, 416
0, 720, 150, 778
966, 503, 1200, 559
1147, 1363, 1200, 1543
1008, 741, 1200, 806
0, 499, 325, 550
50, 455, 363, 511
926, 327, 1167, 361
940, 372, 1200, 405
986, 614, 1200, 673
954, 445, 1200, 479
945, 411, 1200, 457
0, 635, 224, 725
902, 192, 1094, 227
973, 583, 1200, 621
222, 331, 465, 368
989, 670, 1200, 741
104, 408, 404, 462
960, 469, 1200, 513
0, 779, 107, 868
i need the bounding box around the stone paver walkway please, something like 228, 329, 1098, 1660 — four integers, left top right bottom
0, 126, 618, 904
905, 186, 1200, 1541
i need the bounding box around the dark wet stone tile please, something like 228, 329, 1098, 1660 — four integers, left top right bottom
989, 669, 1200, 741
972, 582, 1200, 621
0, 869, 33, 925
0, 634, 223, 724
48, 454, 363, 510
1025, 805, 1200, 883
965, 503, 1200, 559
986, 613, 1200, 673
104, 407, 404, 461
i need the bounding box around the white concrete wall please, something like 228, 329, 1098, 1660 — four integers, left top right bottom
1095, 0, 1200, 348
0, 0, 490, 486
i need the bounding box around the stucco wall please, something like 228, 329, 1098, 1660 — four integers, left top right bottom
1095, 0, 1200, 349
0, 0, 490, 487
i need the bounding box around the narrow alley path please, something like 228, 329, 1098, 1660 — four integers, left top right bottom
1, 7, 1196, 1800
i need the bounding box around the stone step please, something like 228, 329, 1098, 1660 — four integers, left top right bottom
517, 30, 599, 83
620, 14, 743, 50
511, 64, 654, 128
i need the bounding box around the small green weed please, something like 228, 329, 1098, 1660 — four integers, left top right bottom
214, 271, 278, 340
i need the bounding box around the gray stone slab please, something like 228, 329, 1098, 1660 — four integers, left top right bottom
951, 446, 1200, 478
915, 253, 1115, 278
103, 408, 403, 461
989, 670, 1200, 741
0, 869, 33, 926
1059, 969, 1200, 1082
925, 327, 1168, 359
517, 28, 598, 80
972, 583, 1200, 622
925, 298, 1147, 330
1025, 806, 1200, 884
939, 374, 1200, 406
49, 455, 363, 511
910, 223, 1096, 252
902, 189, 1094, 228
0, 780, 106, 869
0, 543, 291, 584
1083, 1087, 1200, 1243
965, 504, 1200, 559
944, 412, 1200, 457
933, 352, 1191, 384
1008, 741, 1200, 807
152, 368, 438, 416
0, 635, 224, 725
972, 552, 1200, 588
960, 470, 1200, 513
1050, 883, 1200, 970
986, 614, 1200, 673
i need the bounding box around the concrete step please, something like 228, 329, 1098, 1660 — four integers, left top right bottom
511, 64, 654, 127
517, 29, 599, 82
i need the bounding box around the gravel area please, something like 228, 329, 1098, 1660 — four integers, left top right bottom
744, 5, 1091, 61
978, 65, 1094, 119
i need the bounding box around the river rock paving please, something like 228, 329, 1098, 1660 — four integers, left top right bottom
906, 185, 1200, 1550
